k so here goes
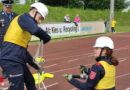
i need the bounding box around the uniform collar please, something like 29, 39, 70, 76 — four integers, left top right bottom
2, 10, 12, 15
2, 10, 12, 21
26, 13, 37, 23
97, 56, 112, 65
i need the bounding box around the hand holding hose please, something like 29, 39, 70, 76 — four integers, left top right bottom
80, 65, 90, 75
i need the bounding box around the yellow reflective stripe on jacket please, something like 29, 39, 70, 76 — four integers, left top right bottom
95, 61, 115, 89
4, 16, 32, 48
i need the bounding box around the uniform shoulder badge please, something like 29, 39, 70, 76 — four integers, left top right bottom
89, 71, 96, 80
96, 62, 101, 66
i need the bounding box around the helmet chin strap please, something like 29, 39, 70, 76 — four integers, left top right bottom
96, 48, 104, 62
33, 11, 38, 23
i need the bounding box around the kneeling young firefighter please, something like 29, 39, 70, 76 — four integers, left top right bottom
64, 36, 119, 90
0, 2, 50, 90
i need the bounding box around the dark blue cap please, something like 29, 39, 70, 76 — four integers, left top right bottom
2, 0, 14, 4
2, 0, 13, 8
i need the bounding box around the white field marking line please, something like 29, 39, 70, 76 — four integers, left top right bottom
47, 46, 130, 62
68, 54, 94, 62
49, 65, 80, 74
46, 82, 59, 88
47, 52, 94, 61
49, 63, 95, 74
68, 46, 130, 60
119, 56, 130, 59
126, 87, 130, 90
71, 88, 78, 90
44, 64, 57, 68
62, 55, 130, 64
118, 56, 130, 62
49, 56, 129, 74
116, 72, 130, 79
87, 54, 94, 57
44, 59, 80, 68
119, 58, 127, 62
68, 53, 94, 62
68, 59, 79, 62
39, 82, 59, 89
115, 45, 130, 51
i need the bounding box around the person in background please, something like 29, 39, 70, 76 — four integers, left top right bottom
64, 14, 71, 23
0, 0, 17, 51
64, 36, 119, 90
74, 14, 81, 23
104, 18, 107, 33
0, 2, 50, 90
111, 18, 116, 32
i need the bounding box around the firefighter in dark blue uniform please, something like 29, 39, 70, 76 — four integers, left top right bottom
0, 0, 17, 50
64, 36, 119, 90
0, 2, 50, 90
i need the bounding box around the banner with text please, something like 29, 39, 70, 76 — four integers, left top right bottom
31, 22, 105, 41
40, 23, 80, 38
80, 21, 105, 35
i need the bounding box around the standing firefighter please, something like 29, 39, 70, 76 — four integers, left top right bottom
64, 36, 119, 90
111, 18, 116, 32
0, 0, 17, 51
0, 2, 50, 90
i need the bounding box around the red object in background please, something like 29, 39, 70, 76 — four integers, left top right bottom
0, 77, 3, 82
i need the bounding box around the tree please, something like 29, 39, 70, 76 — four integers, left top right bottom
40, 0, 83, 8
39, 0, 126, 9
83, 0, 126, 9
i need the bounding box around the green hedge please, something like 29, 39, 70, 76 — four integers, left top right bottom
0, 3, 130, 31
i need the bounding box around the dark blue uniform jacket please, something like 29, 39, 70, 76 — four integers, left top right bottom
0, 13, 51, 69
0, 10, 17, 48
69, 57, 115, 90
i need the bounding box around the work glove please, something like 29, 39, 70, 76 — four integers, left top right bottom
34, 57, 45, 63
37, 66, 44, 75
80, 73, 88, 80
63, 74, 72, 81
80, 65, 90, 75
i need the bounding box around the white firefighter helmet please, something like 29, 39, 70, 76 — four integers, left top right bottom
94, 36, 114, 49
31, 2, 48, 19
